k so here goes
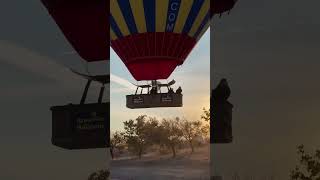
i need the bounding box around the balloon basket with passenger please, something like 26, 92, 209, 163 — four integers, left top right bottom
126, 80, 183, 109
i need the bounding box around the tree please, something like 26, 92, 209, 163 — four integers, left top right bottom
201, 107, 210, 142
123, 115, 150, 159
179, 118, 203, 153
201, 107, 210, 122
159, 118, 183, 158
110, 131, 125, 159
290, 145, 320, 180
143, 117, 162, 145
201, 123, 210, 142
88, 170, 109, 180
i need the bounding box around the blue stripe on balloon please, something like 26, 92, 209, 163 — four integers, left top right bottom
165, 0, 181, 32
194, 11, 210, 39
117, 0, 138, 34
110, 15, 123, 38
182, 0, 205, 34
143, 0, 156, 32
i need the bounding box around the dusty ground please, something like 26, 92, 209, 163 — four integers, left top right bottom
110, 145, 210, 180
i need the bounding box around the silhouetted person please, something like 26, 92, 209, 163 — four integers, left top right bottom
150, 87, 157, 94
176, 86, 182, 94
212, 78, 230, 103
168, 87, 174, 94
211, 78, 233, 143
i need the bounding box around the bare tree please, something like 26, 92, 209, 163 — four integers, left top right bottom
159, 118, 183, 158
123, 115, 149, 159
110, 131, 125, 159
201, 107, 210, 122
200, 107, 210, 142
143, 117, 162, 145
179, 118, 203, 153
88, 170, 109, 180
290, 145, 320, 180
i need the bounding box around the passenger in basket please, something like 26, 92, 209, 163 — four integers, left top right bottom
176, 86, 182, 94
168, 88, 174, 94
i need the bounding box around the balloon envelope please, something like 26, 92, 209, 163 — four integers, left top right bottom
110, 0, 210, 81
41, 0, 109, 61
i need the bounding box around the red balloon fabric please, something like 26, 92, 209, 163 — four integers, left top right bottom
41, 0, 109, 61
111, 32, 196, 81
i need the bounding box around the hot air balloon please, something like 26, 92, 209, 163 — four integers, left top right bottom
41, 0, 110, 149
110, 0, 211, 108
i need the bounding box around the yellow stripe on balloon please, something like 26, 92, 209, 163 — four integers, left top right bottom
129, 0, 147, 33
173, 0, 194, 33
196, 20, 210, 41
110, 28, 117, 40
156, 0, 169, 32
189, 0, 209, 37
110, 0, 130, 36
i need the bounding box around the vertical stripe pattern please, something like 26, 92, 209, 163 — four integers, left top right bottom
110, 0, 210, 40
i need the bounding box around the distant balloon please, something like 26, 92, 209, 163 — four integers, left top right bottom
110, 0, 210, 81
41, 0, 109, 61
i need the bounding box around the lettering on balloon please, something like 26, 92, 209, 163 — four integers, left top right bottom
166, 0, 181, 32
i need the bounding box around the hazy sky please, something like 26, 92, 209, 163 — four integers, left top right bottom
1, 0, 320, 180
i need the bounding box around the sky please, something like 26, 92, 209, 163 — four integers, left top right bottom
0, 0, 320, 180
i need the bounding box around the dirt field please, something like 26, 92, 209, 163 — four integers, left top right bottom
110, 145, 210, 180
